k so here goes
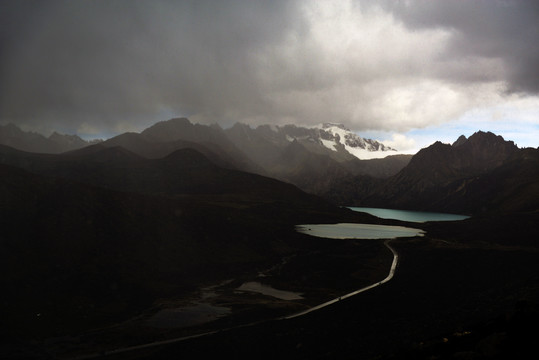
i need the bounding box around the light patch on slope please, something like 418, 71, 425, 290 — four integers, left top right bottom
268, 124, 279, 132
345, 146, 397, 160
323, 125, 350, 143
320, 138, 337, 151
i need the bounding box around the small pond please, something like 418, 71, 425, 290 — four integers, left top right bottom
296, 223, 425, 239
236, 281, 303, 300
148, 303, 231, 329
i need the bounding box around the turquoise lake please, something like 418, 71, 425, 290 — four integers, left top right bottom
348, 207, 470, 223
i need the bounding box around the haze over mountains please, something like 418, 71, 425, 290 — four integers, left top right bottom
1, 117, 538, 359
1, 119, 411, 194
0, 119, 395, 159
2, 119, 538, 216
0, 123, 101, 154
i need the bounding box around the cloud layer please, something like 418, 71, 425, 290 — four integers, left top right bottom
1, 0, 538, 138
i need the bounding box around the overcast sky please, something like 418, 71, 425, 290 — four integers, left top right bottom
1, 0, 538, 151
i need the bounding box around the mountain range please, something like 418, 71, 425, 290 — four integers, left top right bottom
223, 121, 408, 194
0, 123, 101, 153
2, 119, 538, 215
1, 119, 411, 194
325, 131, 539, 215
1, 118, 538, 358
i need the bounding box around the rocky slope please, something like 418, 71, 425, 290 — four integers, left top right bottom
328, 131, 539, 214
0, 119, 411, 196
224, 121, 396, 165
223, 121, 409, 193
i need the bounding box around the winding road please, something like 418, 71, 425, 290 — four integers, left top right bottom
71, 239, 399, 359
283, 239, 398, 319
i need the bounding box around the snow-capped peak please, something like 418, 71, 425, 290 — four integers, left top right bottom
309, 123, 396, 159
227, 122, 397, 160
321, 122, 350, 131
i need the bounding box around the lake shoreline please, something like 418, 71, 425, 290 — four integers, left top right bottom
98, 213, 539, 359
348, 206, 470, 222
8, 212, 538, 359
95, 234, 539, 360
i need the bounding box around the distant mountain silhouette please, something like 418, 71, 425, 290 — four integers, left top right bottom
331, 131, 539, 214
0, 119, 411, 196
269, 139, 351, 194
101, 131, 246, 170
223, 121, 411, 193
5, 127, 534, 215
224, 122, 395, 164
139, 117, 264, 174
0, 123, 99, 153
225, 122, 285, 169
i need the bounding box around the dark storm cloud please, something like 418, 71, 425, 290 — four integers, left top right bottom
0, 0, 537, 136
0, 0, 305, 134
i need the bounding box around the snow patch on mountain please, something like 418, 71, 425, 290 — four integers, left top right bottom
320, 138, 337, 151
225, 121, 403, 160
311, 123, 397, 159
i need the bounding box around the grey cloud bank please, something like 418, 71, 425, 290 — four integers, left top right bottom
1, 0, 538, 140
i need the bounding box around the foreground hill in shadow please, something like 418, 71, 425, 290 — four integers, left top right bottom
0, 147, 369, 345
93, 208, 537, 360
0, 144, 329, 206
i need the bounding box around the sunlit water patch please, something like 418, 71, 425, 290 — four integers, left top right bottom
296, 223, 425, 239
348, 207, 469, 223
236, 281, 303, 300
148, 303, 231, 329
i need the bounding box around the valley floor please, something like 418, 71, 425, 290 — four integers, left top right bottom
4, 212, 539, 360
106, 214, 539, 359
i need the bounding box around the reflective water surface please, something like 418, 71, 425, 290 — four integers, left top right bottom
236, 281, 303, 300
349, 207, 470, 223
148, 303, 231, 328
296, 223, 425, 239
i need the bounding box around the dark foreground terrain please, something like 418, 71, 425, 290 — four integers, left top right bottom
1, 143, 538, 359
0, 155, 394, 359
103, 212, 539, 360
4, 211, 536, 360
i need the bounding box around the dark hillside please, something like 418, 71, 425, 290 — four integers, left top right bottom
224, 122, 284, 169
0, 145, 328, 206
99, 131, 243, 169
101, 212, 539, 360
270, 140, 351, 194
332, 132, 538, 214
140, 117, 263, 174
0, 161, 362, 343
